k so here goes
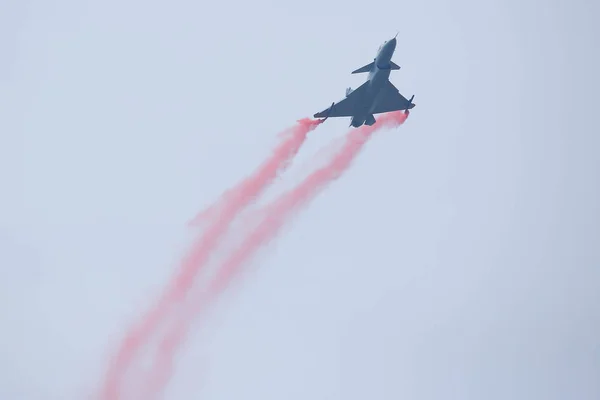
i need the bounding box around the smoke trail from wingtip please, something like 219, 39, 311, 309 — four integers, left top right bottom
188, 118, 323, 228
100, 117, 322, 400
208, 111, 408, 293
140, 111, 408, 400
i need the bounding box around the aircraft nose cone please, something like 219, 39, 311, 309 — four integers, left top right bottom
384, 37, 396, 54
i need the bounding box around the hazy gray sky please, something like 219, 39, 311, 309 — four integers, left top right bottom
2, 0, 599, 399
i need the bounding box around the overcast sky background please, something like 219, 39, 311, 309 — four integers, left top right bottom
1, 0, 599, 399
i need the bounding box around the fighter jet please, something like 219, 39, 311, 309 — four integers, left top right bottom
314, 35, 415, 127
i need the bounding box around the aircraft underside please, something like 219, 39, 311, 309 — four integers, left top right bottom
314, 79, 415, 127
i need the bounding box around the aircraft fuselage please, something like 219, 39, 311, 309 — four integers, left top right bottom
313, 35, 415, 126
350, 38, 397, 127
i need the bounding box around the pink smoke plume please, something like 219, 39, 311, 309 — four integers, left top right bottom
100, 118, 322, 400
139, 111, 409, 399
187, 118, 321, 228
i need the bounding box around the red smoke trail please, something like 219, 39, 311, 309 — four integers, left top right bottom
187, 119, 318, 228
100, 118, 322, 400
140, 111, 408, 400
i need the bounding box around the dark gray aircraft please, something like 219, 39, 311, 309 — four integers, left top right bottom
314, 35, 415, 127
